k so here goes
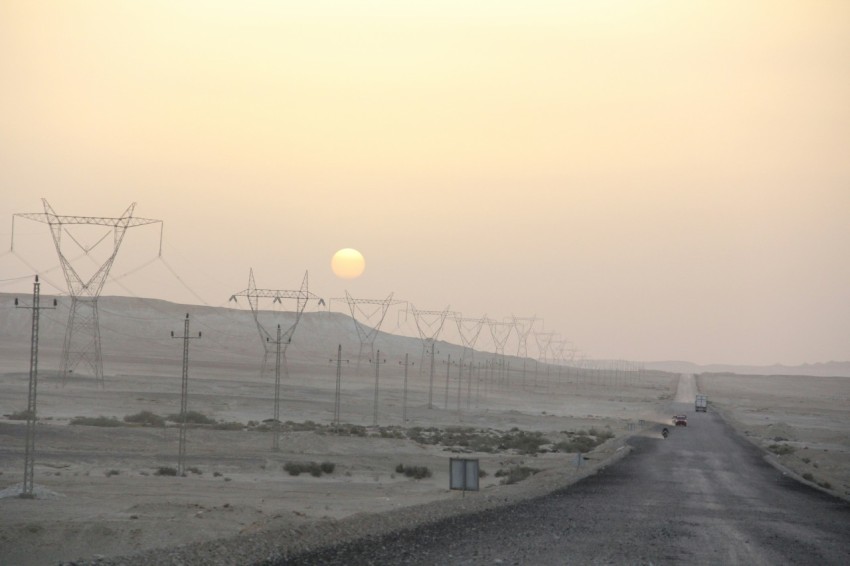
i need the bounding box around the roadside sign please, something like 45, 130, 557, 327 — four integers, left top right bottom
450, 458, 479, 492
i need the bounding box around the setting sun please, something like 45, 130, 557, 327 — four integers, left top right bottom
331, 248, 365, 279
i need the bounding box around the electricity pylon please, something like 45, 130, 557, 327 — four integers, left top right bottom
453, 315, 486, 364
341, 292, 403, 374
533, 330, 557, 382
487, 318, 514, 385
12, 199, 163, 384
453, 315, 486, 408
229, 269, 320, 376
410, 304, 455, 409
511, 315, 538, 380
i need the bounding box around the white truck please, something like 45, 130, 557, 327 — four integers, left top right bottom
695, 394, 707, 412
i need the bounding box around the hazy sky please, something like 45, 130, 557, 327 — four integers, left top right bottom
1, 1, 848, 366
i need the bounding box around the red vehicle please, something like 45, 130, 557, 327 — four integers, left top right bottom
672, 415, 688, 427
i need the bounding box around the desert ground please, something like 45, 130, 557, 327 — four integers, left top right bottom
0, 296, 848, 565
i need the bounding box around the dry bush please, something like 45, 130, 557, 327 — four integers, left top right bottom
124, 411, 165, 427
70, 416, 122, 427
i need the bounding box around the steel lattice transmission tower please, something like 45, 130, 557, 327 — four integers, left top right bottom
229, 269, 320, 376
487, 318, 514, 385
533, 330, 558, 381
453, 315, 486, 409
454, 315, 487, 363
511, 315, 538, 380
340, 292, 404, 374
410, 304, 454, 409
511, 316, 538, 359
12, 199, 163, 384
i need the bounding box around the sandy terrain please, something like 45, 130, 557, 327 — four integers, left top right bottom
0, 340, 675, 562
697, 372, 850, 500
0, 298, 847, 564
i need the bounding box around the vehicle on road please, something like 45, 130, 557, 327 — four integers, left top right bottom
672, 415, 688, 427
695, 394, 707, 412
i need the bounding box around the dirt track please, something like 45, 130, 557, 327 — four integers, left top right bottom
279, 399, 850, 565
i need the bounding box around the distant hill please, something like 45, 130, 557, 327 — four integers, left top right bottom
644, 360, 850, 378
2, 293, 845, 379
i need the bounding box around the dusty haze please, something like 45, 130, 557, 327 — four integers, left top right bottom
1, 1, 849, 366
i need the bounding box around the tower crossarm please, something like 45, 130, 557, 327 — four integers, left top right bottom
14, 212, 161, 228
410, 305, 457, 342
230, 288, 319, 301
229, 270, 321, 368
331, 297, 405, 306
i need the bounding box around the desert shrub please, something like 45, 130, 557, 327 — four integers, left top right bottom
70, 416, 122, 427
155, 466, 178, 476
588, 427, 615, 441
186, 467, 203, 475
281, 420, 319, 432
330, 423, 368, 437
769, 443, 795, 455
554, 427, 616, 453
818, 481, 832, 489
499, 431, 549, 454
7, 410, 34, 420
213, 421, 244, 431
105, 469, 120, 477
379, 427, 405, 439
284, 462, 306, 476
554, 435, 597, 454
802, 472, 814, 481
284, 461, 333, 477
396, 464, 432, 479
468, 435, 499, 453
407, 427, 444, 446
213, 471, 223, 477
124, 411, 165, 427
801, 457, 811, 464
437, 427, 499, 452
167, 411, 215, 425
495, 465, 540, 485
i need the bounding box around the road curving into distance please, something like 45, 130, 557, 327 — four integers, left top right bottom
275, 375, 850, 565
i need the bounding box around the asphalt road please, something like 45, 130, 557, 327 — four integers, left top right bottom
276, 403, 850, 565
